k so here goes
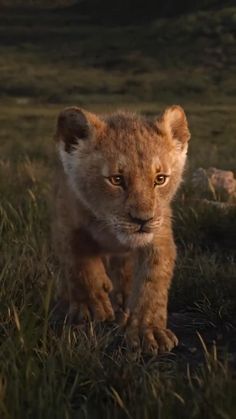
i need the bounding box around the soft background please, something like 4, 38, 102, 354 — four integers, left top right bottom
0, 1, 235, 418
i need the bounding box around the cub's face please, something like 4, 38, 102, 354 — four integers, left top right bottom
56, 106, 190, 248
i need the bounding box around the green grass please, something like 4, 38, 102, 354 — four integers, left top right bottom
0, 5, 236, 419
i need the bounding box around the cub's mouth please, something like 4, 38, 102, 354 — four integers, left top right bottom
135, 225, 152, 234
113, 216, 164, 247
115, 229, 154, 248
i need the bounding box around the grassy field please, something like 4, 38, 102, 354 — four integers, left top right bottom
0, 5, 236, 419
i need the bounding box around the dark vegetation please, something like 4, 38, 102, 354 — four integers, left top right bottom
0, 1, 235, 418
80, 0, 236, 22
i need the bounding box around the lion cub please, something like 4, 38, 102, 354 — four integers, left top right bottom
52, 105, 190, 354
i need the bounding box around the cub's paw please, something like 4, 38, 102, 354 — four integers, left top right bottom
68, 276, 115, 323
143, 327, 178, 355
89, 289, 115, 322
110, 291, 130, 326
126, 321, 178, 355
69, 291, 114, 324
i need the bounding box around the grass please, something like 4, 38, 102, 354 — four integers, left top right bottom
0, 5, 236, 419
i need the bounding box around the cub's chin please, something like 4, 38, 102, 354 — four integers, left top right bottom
116, 231, 154, 248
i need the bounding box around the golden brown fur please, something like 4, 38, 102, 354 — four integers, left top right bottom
52, 105, 190, 354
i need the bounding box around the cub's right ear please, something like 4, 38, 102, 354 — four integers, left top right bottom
55, 107, 104, 153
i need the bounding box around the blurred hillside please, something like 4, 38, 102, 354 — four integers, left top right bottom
77, 0, 236, 22
0, 2, 235, 106
1, 0, 235, 15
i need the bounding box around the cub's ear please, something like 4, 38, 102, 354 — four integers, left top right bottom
160, 105, 190, 150
55, 107, 104, 152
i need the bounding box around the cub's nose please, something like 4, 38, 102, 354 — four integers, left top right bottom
128, 213, 154, 226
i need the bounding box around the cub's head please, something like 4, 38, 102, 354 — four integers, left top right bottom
55, 106, 190, 248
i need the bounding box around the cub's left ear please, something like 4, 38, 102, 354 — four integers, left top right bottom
160, 105, 191, 150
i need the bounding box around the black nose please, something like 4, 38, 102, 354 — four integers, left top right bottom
128, 213, 153, 226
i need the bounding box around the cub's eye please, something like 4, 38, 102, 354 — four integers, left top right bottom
108, 175, 125, 187
154, 174, 168, 186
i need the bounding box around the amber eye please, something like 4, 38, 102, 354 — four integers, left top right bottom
108, 175, 124, 187
154, 174, 168, 186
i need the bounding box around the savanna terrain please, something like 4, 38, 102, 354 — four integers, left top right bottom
0, 3, 236, 418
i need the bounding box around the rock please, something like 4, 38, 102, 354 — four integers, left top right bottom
191, 167, 236, 202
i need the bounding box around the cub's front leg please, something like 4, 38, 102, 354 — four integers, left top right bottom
106, 255, 133, 325
56, 229, 114, 323
126, 238, 178, 354
67, 256, 114, 323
